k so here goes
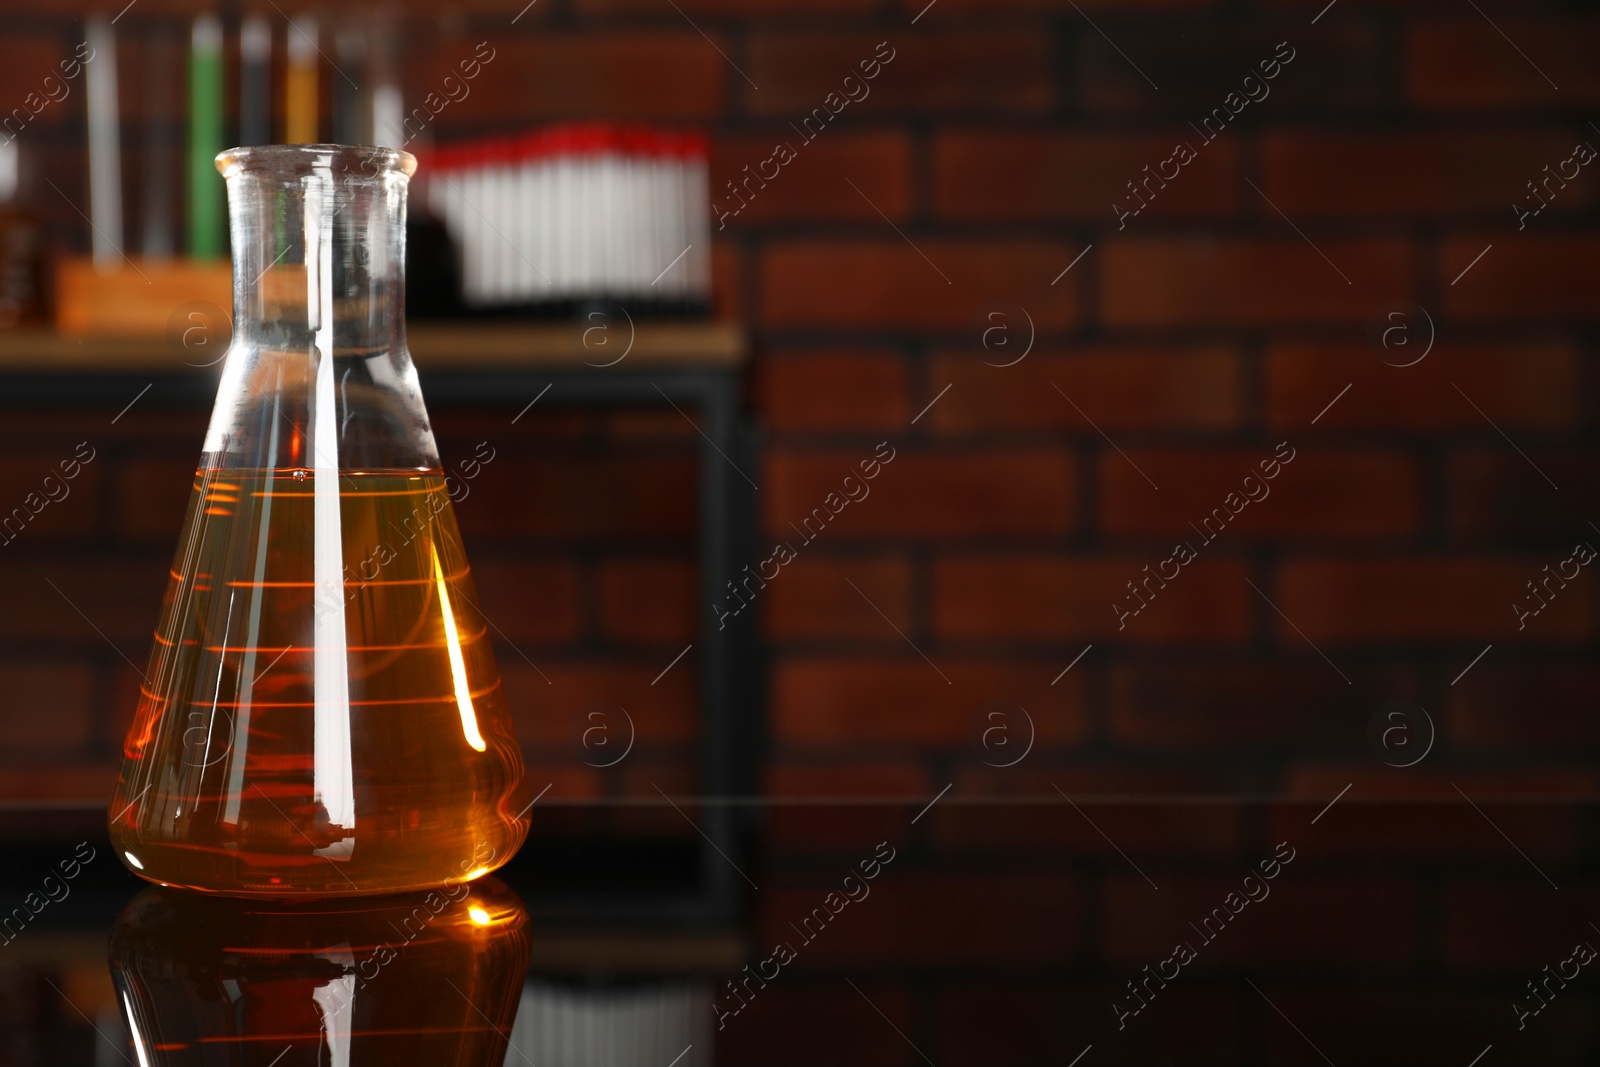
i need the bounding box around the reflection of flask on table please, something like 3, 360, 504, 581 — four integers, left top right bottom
110, 877, 531, 1065
106, 145, 530, 897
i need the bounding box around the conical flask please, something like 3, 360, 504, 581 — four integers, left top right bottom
108, 145, 530, 896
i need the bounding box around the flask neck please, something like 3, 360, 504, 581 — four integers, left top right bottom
204, 145, 437, 473
225, 148, 408, 358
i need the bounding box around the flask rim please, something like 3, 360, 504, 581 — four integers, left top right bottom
215, 143, 417, 181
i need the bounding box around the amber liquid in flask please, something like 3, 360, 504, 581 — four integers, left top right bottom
108, 145, 529, 895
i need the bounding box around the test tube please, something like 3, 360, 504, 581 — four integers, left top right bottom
239, 15, 271, 147
659, 131, 687, 302
285, 14, 319, 144
551, 128, 574, 300
141, 26, 177, 259
369, 12, 404, 150
531, 130, 555, 303
515, 131, 539, 302
333, 20, 369, 146
685, 131, 711, 304
597, 125, 621, 298
492, 136, 516, 305
86, 16, 123, 269
187, 15, 224, 260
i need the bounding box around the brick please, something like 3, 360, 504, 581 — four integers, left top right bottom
0, 763, 116, 801
0, 450, 101, 544
747, 33, 1052, 116
1449, 450, 1600, 541
1266, 798, 1581, 862
1407, 18, 1600, 110
760, 350, 911, 433
761, 240, 1078, 332
757, 872, 1081, 965
935, 986, 1245, 1067
0, 661, 93, 756
761, 765, 926, 854
932, 556, 1253, 643
597, 559, 694, 645
1448, 664, 1600, 749
932, 131, 1239, 222
766, 449, 1075, 539
1103, 872, 1420, 967
1099, 449, 1422, 539
930, 345, 1244, 434
767, 800, 919, 857
412, 34, 725, 124
718, 986, 915, 1067
1274, 558, 1593, 643
502, 660, 696, 750
456, 455, 695, 541
976, 765, 1248, 796
937, 986, 1094, 1067
0, 410, 184, 451
113, 454, 204, 543
599, 410, 698, 442
1266, 341, 1581, 431
932, 781, 1243, 858
1260, 989, 1586, 1067
9, 144, 87, 242
1080, 24, 1382, 116
772, 658, 1088, 747
764, 554, 914, 642
0, 34, 85, 134
471, 558, 582, 645
1442, 234, 1600, 319
518, 764, 602, 801
1102, 238, 1415, 328
0, 560, 167, 644
713, 131, 913, 226
1109, 661, 1409, 747
432, 410, 588, 445
1442, 881, 1600, 968
106, 662, 141, 751
1263, 130, 1600, 217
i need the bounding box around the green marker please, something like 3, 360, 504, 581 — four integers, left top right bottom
187, 14, 224, 259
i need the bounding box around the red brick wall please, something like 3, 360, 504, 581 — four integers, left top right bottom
4, 0, 1599, 1061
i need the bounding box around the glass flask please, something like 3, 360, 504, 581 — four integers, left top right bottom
110, 876, 532, 1065
107, 144, 530, 896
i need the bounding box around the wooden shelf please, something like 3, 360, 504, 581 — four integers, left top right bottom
0, 321, 747, 372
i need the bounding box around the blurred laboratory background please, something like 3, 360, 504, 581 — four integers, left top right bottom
0, 1, 1599, 1065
